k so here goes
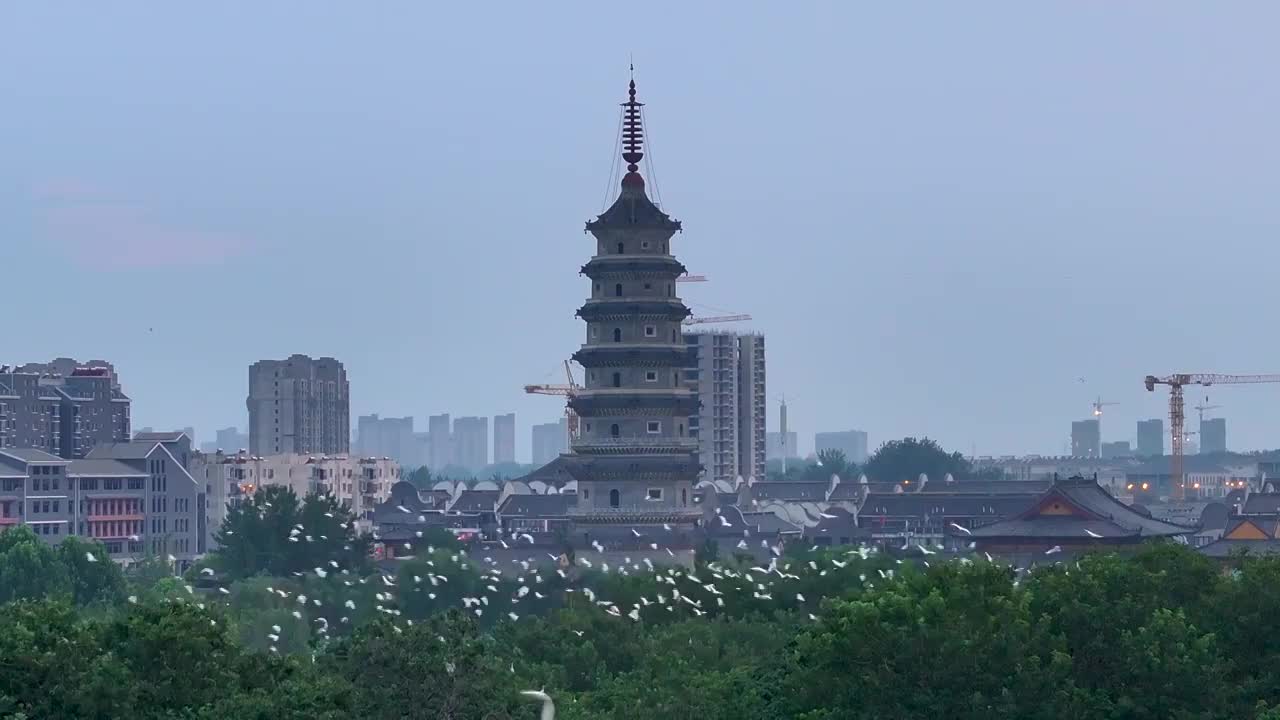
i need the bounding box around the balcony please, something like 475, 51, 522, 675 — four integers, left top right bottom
571, 436, 700, 454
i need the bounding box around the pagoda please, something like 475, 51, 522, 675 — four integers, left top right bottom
563, 75, 703, 527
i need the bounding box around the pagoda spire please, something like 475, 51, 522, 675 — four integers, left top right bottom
620, 66, 646, 190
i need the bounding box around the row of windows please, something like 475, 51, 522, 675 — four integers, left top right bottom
607, 240, 666, 254
594, 281, 674, 297
591, 326, 680, 343
580, 487, 689, 507
583, 421, 676, 436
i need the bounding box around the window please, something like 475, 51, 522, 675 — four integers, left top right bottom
613, 328, 622, 343
674, 371, 681, 383
645, 371, 657, 382
647, 421, 661, 434
594, 283, 600, 293
643, 282, 651, 290
614, 283, 623, 297
610, 423, 620, 438
616, 242, 624, 254
641, 240, 650, 249
681, 488, 687, 506
590, 326, 598, 339
612, 372, 622, 388
644, 325, 656, 337
609, 489, 620, 508
582, 488, 589, 499
646, 488, 663, 501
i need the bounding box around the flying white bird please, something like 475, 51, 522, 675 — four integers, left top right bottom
520, 689, 556, 720
1045, 545, 1062, 555
85, 552, 98, 563
1084, 529, 1103, 538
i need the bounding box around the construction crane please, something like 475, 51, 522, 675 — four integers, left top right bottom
1143, 373, 1280, 499
1091, 396, 1118, 417
1193, 396, 1222, 427
683, 314, 751, 326
524, 361, 582, 444
677, 274, 707, 283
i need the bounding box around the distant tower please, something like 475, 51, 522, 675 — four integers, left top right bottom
780, 398, 789, 474
566, 73, 701, 523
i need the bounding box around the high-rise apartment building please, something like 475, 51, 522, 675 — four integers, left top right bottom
428, 414, 452, 470
247, 355, 349, 456
1101, 440, 1133, 459
1071, 419, 1101, 458
356, 414, 415, 465
214, 427, 249, 453
0, 362, 131, 459
1200, 418, 1227, 454
531, 419, 568, 466
814, 430, 869, 464
1136, 419, 1164, 457
493, 413, 516, 465
452, 416, 488, 471
682, 332, 766, 484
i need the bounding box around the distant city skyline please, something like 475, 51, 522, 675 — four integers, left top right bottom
7, 5, 1280, 456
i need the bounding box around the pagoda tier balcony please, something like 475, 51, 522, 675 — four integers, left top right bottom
570, 392, 700, 416
576, 300, 691, 323
573, 345, 694, 368
571, 435, 701, 454
580, 256, 687, 279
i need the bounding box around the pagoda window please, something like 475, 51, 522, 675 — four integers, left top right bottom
612, 372, 622, 388
614, 283, 623, 297
610, 423, 620, 438
609, 489, 620, 508
681, 488, 687, 506
641, 240, 650, 250
613, 328, 622, 343
644, 325, 656, 337
616, 242, 624, 254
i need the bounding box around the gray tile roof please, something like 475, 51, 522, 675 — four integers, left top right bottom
969, 478, 1192, 539
67, 458, 148, 477
449, 490, 500, 513
132, 431, 187, 443
752, 482, 828, 501
0, 448, 67, 463
1199, 538, 1280, 558
1243, 493, 1280, 516
497, 493, 575, 517
86, 442, 159, 460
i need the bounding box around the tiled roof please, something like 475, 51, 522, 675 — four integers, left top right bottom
1199, 538, 1280, 558
67, 458, 148, 477
86, 442, 159, 460
921, 479, 1052, 495
752, 482, 828, 501
497, 493, 575, 517
970, 478, 1192, 539
1242, 493, 1280, 516
449, 490, 500, 513
0, 448, 66, 463
132, 431, 187, 443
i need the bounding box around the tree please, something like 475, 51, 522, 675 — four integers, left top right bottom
0, 526, 71, 604
56, 536, 126, 606
212, 486, 371, 580
815, 448, 855, 479
862, 437, 971, 484
405, 466, 433, 489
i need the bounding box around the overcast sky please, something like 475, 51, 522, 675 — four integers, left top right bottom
3, 3, 1279, 461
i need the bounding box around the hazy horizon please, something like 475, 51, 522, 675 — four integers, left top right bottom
4, 3, 1280, 461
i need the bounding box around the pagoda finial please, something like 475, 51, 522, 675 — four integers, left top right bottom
620, 67, 645, 190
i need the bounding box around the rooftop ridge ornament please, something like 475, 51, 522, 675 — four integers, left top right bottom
620, 66, 645, 189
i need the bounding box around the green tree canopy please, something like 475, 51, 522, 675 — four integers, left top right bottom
863, 437, 972, 483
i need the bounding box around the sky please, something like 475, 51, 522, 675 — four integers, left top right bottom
3, 3, 1280, 461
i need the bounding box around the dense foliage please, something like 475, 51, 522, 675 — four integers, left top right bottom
5, 513, 1280, 718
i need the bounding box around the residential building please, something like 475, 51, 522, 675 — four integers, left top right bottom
0, 363, 131, 458
428, 414, 452, 470
1101, 441, 1133, 459
682, 331, 767, 483
493, 413, 516, 465
766, 431, 799, 460
356, 414, 416, 465
1201, 418, 1227, 454
452, 416, 488, 472
190, 451, 398, 546
247, 355, 349, 456
1071, 419, 1101, 458
531, 419, 568, 466
815, 430, 869, 464
1137, 419, 1164, 457
84, 435, 205, 567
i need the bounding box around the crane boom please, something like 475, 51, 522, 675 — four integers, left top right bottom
683, 314, 751, 325
1143, 372, 1280, 499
